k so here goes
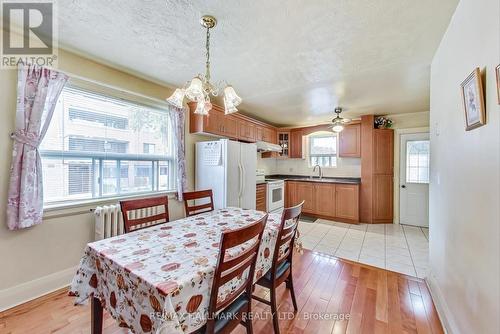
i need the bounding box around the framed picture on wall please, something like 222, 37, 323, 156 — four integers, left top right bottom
496, 64, 500, 105
460, 67, 486, 131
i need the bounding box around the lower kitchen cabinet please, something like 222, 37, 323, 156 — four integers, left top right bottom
335, 184, 360, 221
296, 182, 314, 212
314, 183, 336, 217
256, 183, 267, 212
285, 181, 359, 222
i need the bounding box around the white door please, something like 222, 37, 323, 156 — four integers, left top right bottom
400, 133, 430, 227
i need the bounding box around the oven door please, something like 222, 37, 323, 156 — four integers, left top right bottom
267, 183, 284, 212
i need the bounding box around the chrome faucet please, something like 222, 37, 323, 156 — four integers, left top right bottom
313, 164, 323, 179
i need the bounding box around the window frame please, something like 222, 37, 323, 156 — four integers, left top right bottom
308, 133, 338, 168
40, 86, 177, 208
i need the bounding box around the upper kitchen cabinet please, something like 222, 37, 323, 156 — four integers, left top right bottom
277, 132, 290, 158
238, 118, 255, 142
189, 102, 277, 144
289, 129, 303, 158
259, 127, 277, 144
339, 123, 361, 157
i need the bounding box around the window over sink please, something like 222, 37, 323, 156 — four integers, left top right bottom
308, 132, 337, 168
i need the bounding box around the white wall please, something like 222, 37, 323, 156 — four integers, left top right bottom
0, 48, 206, 311
428, 0, 499, 333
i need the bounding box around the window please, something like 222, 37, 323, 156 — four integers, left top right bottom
143, 143, 155, 154
68, 108, 128, 129
40, 86, 175, 205
309, 134, 337, 167
406, 140, 430, 183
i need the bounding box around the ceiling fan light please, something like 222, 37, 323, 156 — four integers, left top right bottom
166, 88, 185, 108
223, 85, 242, 107
185, 77, 204, 101
332, 124, 344, 133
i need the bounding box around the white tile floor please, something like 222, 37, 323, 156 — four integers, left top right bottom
298, 218, 429, 278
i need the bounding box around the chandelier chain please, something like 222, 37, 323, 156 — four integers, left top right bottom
205, 27, 211, 83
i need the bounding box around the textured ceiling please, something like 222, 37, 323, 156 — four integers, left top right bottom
54, 0, 458, 126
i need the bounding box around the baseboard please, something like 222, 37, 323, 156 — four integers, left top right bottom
0, 266, 76, 312
425, 271, 461, 334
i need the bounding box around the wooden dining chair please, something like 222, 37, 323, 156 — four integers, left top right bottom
119, 196, 169, 233
203, 214, 268, 334
182, 189, 214, 217
252, 202, 304, 334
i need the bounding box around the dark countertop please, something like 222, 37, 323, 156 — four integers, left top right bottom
265, 174, 361, 185
256, 180, 268, 185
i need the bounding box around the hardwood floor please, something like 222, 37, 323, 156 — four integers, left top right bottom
0, 250, 443, 334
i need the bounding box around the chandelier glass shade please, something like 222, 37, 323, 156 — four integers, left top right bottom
166, 15, 242, 115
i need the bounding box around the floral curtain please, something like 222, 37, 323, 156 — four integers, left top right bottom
6, 64, 68, 230
167, 105, 187, 201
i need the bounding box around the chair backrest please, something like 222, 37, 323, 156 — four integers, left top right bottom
119, 196, 169, 233
183, 189, 214, 217
270, 201, 304, 278
206, 214, 268, 332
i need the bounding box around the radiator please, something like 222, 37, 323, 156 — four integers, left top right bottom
94, 204, 124, 240
94, 204, 164, 240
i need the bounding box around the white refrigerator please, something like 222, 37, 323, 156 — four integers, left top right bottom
196, 139, 256, 210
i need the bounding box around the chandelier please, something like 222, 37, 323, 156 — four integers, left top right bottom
331, 107, 350, 132
167, 15, 242, 115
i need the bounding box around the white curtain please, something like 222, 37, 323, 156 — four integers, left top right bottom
168, 105, 187, 201
6, 64, 68, 230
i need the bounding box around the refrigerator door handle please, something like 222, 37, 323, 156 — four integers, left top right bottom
238, 163, 243, 199
241, 163, 246, 197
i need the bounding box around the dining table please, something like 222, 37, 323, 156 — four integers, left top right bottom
69, 207, 286, 334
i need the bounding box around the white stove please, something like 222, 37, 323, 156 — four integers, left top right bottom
256, 169, 285, 213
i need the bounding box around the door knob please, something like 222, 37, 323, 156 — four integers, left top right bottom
401, 185, 406, 188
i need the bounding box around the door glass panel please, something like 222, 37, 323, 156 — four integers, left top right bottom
406, 140, 430, 183
272, 188, 282, 202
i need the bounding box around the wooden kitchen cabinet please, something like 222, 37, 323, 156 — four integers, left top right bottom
285, 180, 359, 222
278, 132, 290, 158
189, 102, 277, 144
296, 182, 314, 212
373, 174, 393, 222
289, 129, 303, 158
360, 115, 394, 224
255, 126, 277, 144
238, 119, 255, 142
256, 183, 267, 212
285, 181, 297, 207
373, 129, 393, 174
314, 183, 336, 217
223, 116, 239, 138
204, 107, 225, 136
335, 184, 360, 221
339, 123, 361, 157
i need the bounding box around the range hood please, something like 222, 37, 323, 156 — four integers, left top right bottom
256, 141, 282, 153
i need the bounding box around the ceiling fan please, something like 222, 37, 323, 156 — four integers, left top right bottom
330, 107, 350, 133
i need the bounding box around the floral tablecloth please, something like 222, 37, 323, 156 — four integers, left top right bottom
70, 208, 283, 333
